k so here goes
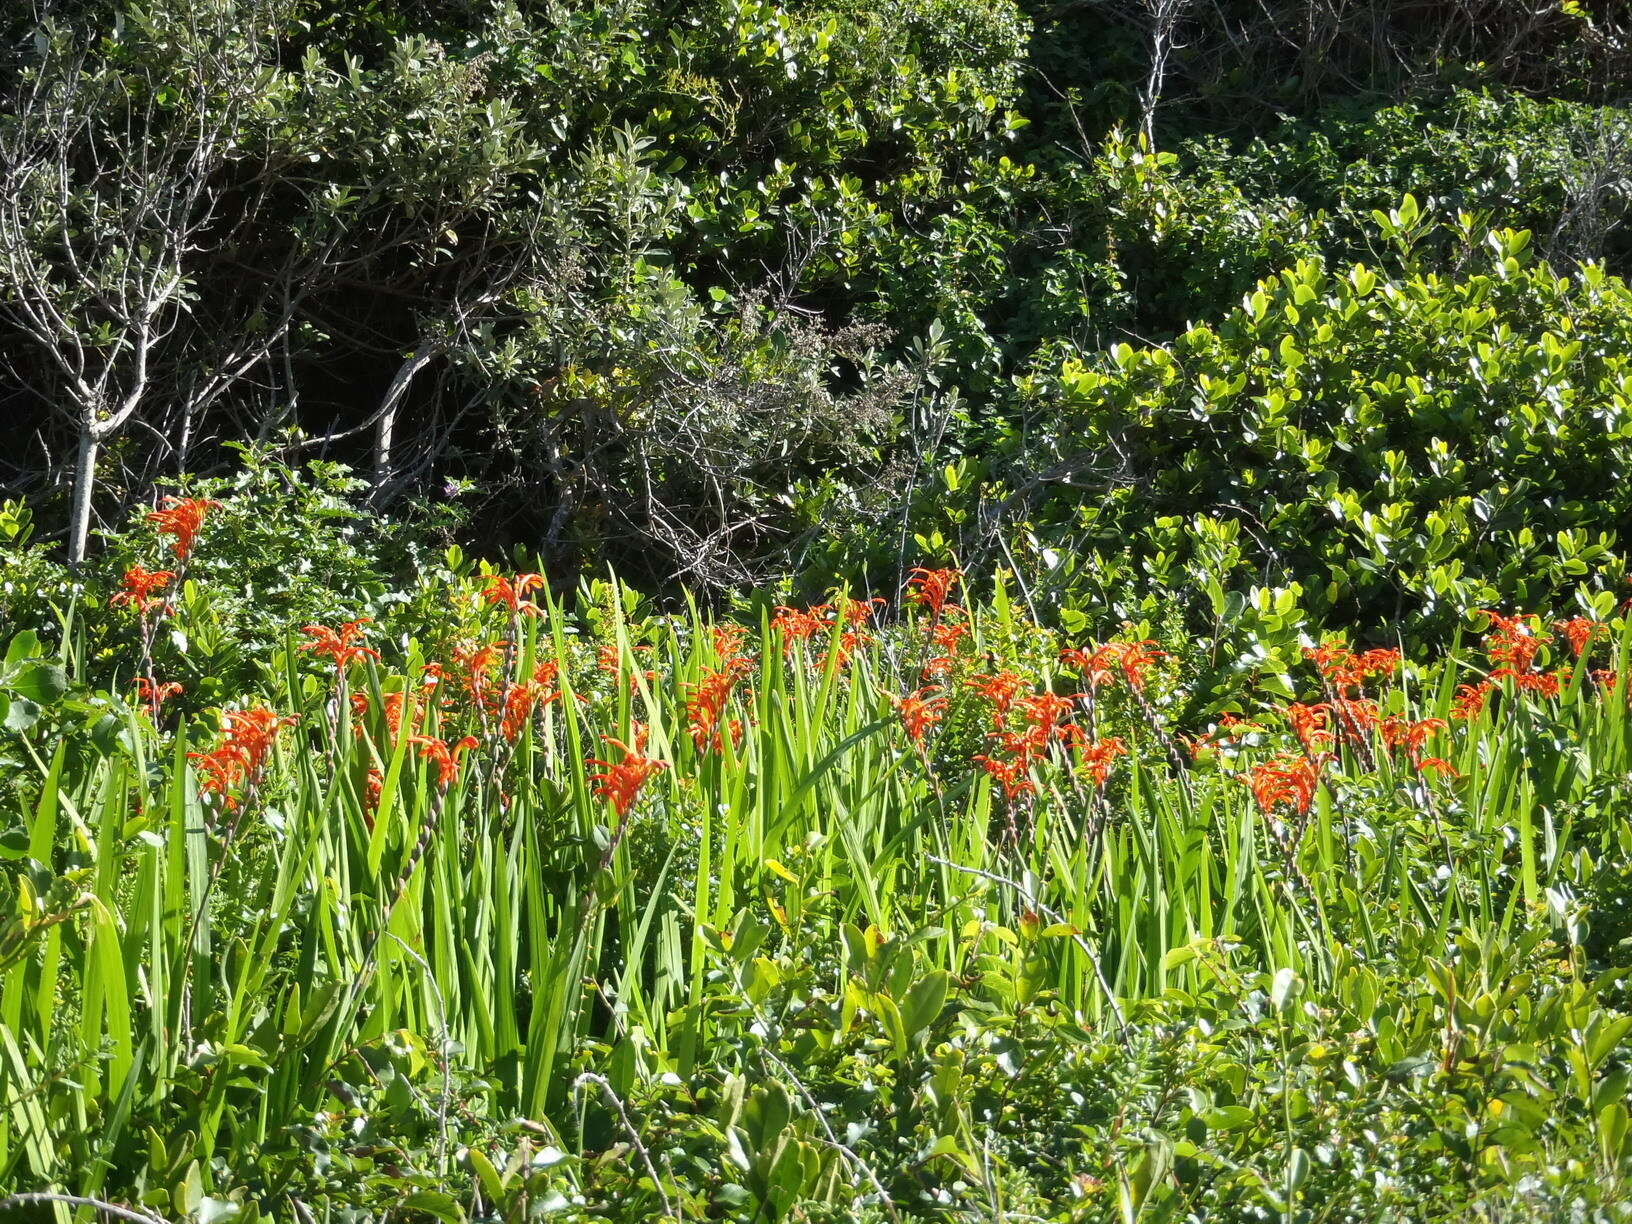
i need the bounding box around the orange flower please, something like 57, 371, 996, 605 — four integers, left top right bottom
972, 753, 1033, 802
921, 613, 970, 679
134, 676, 183, 716
1451, 681, 1493, 720
589, 732, 668, 816
1077, 735, 1127, 788
1061, 640, 1163, 693
410, 733, 479, 788
1417, 757, 1458, 780
1304, 642, 1397, 693
906, 567, 961, 619
111, 565, 175, 615
1018, 691, 1077, 742
1380, 716, 1446, 767
891, 686, 947, 743
147, 497, 218, 561
300, 619, 380, 673
1244, 754, 1323, 817
1331, 696, 1379, 748
1507, 670, 1562, 699
686, 653, 756, 751
483, 573, 545, 615
1477, 610, 1546, 675
452, 641, 504, 711
1286, 702, 1333, 752
771, 605, 827, 653
968, 670, 1027, 723
498, 662, 562, 741
1554, 617, 1600, 659
188, 706, 297, 808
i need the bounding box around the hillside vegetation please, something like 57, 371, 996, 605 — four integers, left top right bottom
3, 1, 1632, 1220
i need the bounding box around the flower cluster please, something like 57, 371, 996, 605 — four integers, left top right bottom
301, 619, 380, 675
590, 726, 667, 816
188, 706, 299, 810
111, 565, 176, 616
686, 628, 756, 752
147, 497, 219, 562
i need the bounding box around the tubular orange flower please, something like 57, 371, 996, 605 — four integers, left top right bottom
300, 619, 380, 673
1286, 702, 1333, 752
135, 676, 183, 716
1380, 716, 1447, 767
905, 567, 960, 619
1554, 616, 1600, 659
1331, 696, 1379, 748
967, 670, 1027, 722
589, 732, 668, 816
483, 573, 545, 615
1077, 735, 1127, 788
1244, 754, 1324, 817
1507, 670, 1562, 699
410, 733, 479, 788
188, 706, 298, 808
972, 753, 1033, 802
1061, 640, 1163, 692
1417, 756, 1457, 780
891, 686, 947, 743
1451, 681, 1494, 720
147, 497, 219, 561
771, 605, 827, 653
452, 641, 504, 711
1478, 610, 1546, 676
111, 565, 175, 615
1018, 691, 1077, 742
686, 653, 756, 751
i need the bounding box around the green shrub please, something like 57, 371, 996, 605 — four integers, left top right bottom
903, 211, 1632, 671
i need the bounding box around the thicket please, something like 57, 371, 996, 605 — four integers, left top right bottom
6, 2, 1632, 1220
2, 0, 1630, 611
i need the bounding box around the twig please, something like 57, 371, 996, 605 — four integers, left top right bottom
0, 1193, 171, 1224
572, 1073, 675, 1220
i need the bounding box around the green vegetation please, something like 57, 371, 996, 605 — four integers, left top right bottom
4, 0, 1632, 1219
3, 502, 1632, 1220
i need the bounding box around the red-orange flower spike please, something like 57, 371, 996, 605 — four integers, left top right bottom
147, 497, 219, 561
188, 705, 297, 808
1554, 617, 1600, 659
891, 686, 947, 743
905, 568, 961, 619
771, 606, 826, 653
300, 619, 380, 674
411, 733, 479, 788
1077, 735, 1127, 788
1018, 691, 1077, 741
589, 732, 668, 816
135, 676, 183, 716
1477, 610, 1547, 675
1381, 716, 1446, 767
968, 671, 1026, 721
111, 565, 175, 615
483, 573, 545, 615
1287, 702, 1333, 752
686, 654, 756, 752
1245, 754, 1323, 817
1451, 681, 1494, 720
972, 753, 1033, 802
1061, 640, 1164, 693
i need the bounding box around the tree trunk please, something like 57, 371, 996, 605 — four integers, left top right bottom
68, 422, 100, 568
372, 343, 441, 498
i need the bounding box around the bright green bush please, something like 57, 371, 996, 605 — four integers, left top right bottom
978, 211, 1632, 661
